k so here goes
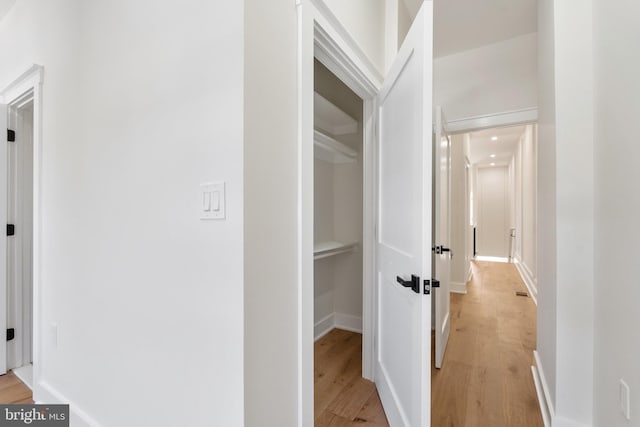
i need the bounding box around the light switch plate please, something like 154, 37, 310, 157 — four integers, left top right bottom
201, 182, 225, 220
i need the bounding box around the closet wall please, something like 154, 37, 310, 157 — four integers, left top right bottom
313, 60, 363, 339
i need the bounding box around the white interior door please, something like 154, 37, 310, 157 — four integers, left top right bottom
0, 103, 8, 375
433, 106, 451, 369
374, 3, 433, 426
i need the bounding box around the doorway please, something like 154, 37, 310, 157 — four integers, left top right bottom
431, 121, 541, 425
5, 97, 35, 388
312, 56, 383, 424
0, 65, 43, 390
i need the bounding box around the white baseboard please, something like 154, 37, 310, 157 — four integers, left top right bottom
12, 364, 33, 390
334, 313, 362, 334
35, 381, 99, 426
531, 366, 551, 427
533, 351, 555, 424
314, 313, 335, 341
475, 255, 510, 263
450, 281, 467, 294
314, 312, 362, 341
552, 416, 591, 427
514, 257, 538, 305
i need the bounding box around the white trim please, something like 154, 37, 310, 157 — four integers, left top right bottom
35, 381, 100, 427
449, 281, 467, 294
314, 313, 335, 341
447, 108, 538, 134
0, 65, 44, 394
310, 0, 383, 91
298, 3, 381, 426
533, 350, 555, 420
466, 267, 473, 282
531, 366, 551, 427
12, 364, 33, 390
314, 313, 364, 342
514, 257, 538, 305
334, 313, 362, 333
552, 417, 591, 427
475, 255, 509, 263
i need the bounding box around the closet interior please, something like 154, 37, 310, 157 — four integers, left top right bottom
313, 59, 364, 341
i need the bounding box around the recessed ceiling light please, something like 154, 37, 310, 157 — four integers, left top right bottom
490, 162, 496, 166
490, 154, 496, 158
491, 136, 498, 141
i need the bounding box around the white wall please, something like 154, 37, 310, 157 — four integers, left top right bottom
323, 0, 386, 74
512, 125, 538, 299
593, 0, 640, 425
536, 0, 558, 411
434, 33, 538, 122
244, 0, 299, 425
0, 1, 244, 426
537, 1, 594, 425
449, 134, 470, 291
397, 0, 411, 50
476, 166, 510, 258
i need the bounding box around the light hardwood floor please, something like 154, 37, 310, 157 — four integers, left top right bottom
315, 329, 389, 426
0, 371, 33, 404
315, 261, 543, 426
431, 261, 543, 426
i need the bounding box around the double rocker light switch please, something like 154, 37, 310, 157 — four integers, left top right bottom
201, 182, 225, 220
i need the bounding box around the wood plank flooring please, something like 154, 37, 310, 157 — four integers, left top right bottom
315, 329, 389, 426
431, 261, 543, 427
0, 371, 33, 404
315, 260, 543, 427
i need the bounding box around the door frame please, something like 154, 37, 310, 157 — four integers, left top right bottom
6, 94, 35, 373
297, 1, 382, 424
0, 65, 44, 387
447, 108, 538, 134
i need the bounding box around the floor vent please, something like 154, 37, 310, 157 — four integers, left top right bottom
516, 291, 528, 297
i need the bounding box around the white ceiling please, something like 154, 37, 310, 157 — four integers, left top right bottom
0, 0, 15, 22
468, 125, 525, 167
402, 0, 537, 57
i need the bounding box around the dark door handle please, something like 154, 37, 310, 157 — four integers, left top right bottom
396, 275, 420, 294
433, 245, 452, 256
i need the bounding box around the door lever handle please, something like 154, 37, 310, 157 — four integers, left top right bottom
432, 245, 451, 255
396, 275, 420, 294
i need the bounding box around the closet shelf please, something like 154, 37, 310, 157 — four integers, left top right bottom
314, 241, 357, 260
314, 92, 358, 136
314, 130, 357, 164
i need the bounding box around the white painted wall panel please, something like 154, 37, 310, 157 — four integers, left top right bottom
0, 1, 245, 425
537, 0, 595, 424
434, 33, 538, 122
477, 166, 509, 258
593, 0, 640, 425
536, 0, 558, 408
450, 134, 469, 286
245, 0, 299, 425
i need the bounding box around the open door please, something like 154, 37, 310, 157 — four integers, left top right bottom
0, 103, 8, 375
374, 3, 433, 426
433, 106, 451, 369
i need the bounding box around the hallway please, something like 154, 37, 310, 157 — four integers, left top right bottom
432, 261, 542, 426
